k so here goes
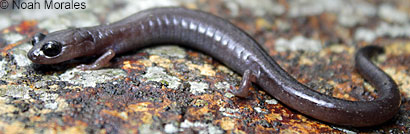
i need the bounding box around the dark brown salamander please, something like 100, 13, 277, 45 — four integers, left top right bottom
27, 7, 401, 127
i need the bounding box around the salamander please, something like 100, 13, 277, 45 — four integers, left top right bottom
27, 7, 401, 127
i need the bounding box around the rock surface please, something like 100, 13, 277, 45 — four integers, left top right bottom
0, 0, 409, 133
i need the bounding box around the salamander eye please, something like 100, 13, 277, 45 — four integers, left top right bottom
41, 41, 62, 57
31, 33, 46, 45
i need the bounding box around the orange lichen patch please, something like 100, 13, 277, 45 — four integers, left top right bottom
190, 94, 221, 108
232, 129, 247, 134
192, 99, 209, 107
287, 119, 335, 133
333, 81, 355, 100
192, 94, 221, 104
0, 39, 29, 56
184, 2, 198, 10
295, 114, 309, 123
253, 125, 277, 134
0, 121, 35, 134
299, 56, 314, 66
264, 112, 338, 133
350, 72, 364, 85
327, 44, 352, 54
265, 112, 283, 122
139, 59, 153, 67
318, 45, 355, 58
44, 120, 88, 134
290, 124, 320, 133
1, 20, 38, 34
218, 117, 235, 131
294, 77, 309, 84
255, 18, 272, 30
216, 65, 234, 74
385, 67, 410, 98
56, 126, 88, 134
187, 106, 210, 117
15, 20, 38, 34
101, 110, 129, 120
30, 115, 45, 122
154, 96, 174, 113
174, 58, 187, 63
122, 60, 146, 70
104, 102, 114, 109
279, 109, 295, 120
138, 112, 154, 124
128, 102, 155, 112
186, 50, 199, 57
64, 85, 84, 91
339, 73, 352, 82
186, 62, 216, 76
385, 42, 410, 56
2, 28, 10, 34
0, 100, 16, 115
1, 20, 40, 56
280, 129, 305, 134
149, 55, 172, 68
126, 102, 160, 124
128, 100, 177, 123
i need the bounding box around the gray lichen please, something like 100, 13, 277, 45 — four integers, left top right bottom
60, 68, 127, 87
0, 59, 6, 78
11, 43, 32, 67
189, 81, 209, 95
142, 66, 181, 89
0, 85, 31, 99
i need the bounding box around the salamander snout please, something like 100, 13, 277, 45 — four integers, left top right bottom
28, 32, 65, 64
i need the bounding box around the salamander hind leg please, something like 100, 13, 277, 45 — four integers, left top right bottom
229, 69, 257, 98
76, 49, 116, 70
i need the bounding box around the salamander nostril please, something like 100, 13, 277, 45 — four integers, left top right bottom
27, 52, 34, 60
32, 33, 46, 46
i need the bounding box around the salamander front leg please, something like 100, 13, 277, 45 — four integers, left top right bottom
230, 69, 257, 98
76, 49, 116, 70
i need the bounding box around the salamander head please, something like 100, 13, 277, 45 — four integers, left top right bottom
27, 29, 94, 64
